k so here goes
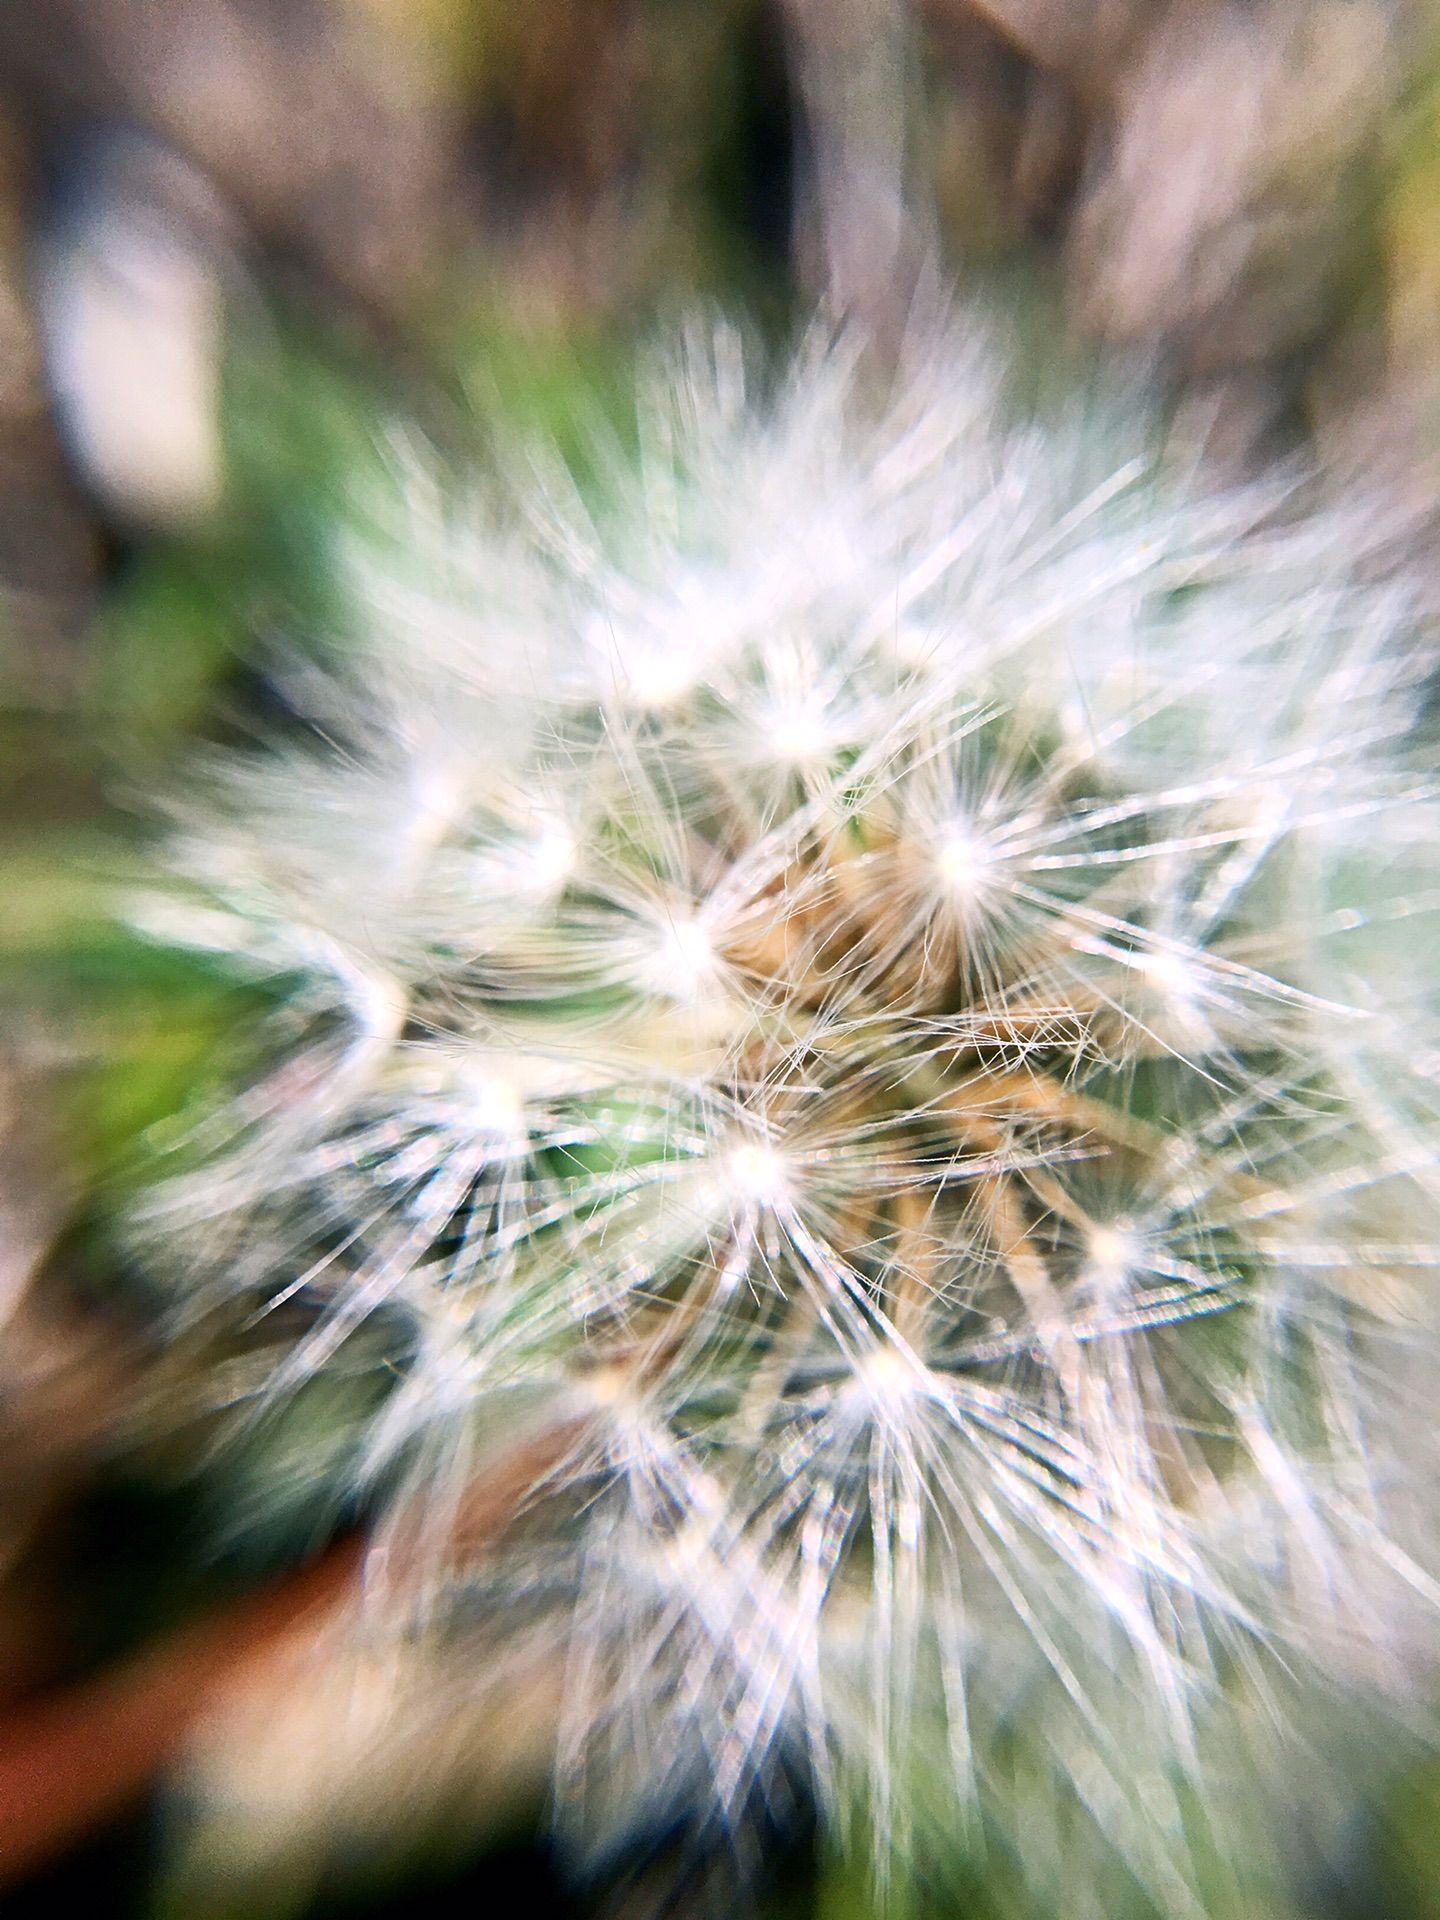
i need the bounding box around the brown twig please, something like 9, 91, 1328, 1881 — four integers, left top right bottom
0, 1537, 362, 1887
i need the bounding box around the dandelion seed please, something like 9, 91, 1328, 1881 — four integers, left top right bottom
457, 1065, 527, 1149
635, 909, 720, 1005
933, 818, 994, 912
767, 710, 824, 769
501, 815, 578, 896
726, 1139, 791, 1210
853, 1342, 926, 1410
1080, 1220, 1141, 1302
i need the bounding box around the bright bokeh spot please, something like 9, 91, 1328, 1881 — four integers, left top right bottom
934, 819, 994, 909
637, 910, 719, 1004
726, 1139, 791, 1208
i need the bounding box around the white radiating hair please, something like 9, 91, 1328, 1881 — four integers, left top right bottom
134, 311, 1440, 1916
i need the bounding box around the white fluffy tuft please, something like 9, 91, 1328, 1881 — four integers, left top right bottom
133, 314, 1440, 1911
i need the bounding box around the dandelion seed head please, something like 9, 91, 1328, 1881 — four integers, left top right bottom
129, 309, 1440, 1914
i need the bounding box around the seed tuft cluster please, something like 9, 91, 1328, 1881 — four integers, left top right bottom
134, 320, 1440, 1911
